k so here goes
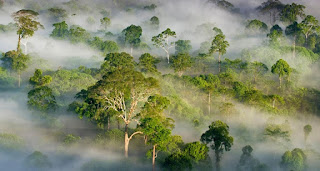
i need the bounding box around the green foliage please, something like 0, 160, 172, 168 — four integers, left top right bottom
271, 59, 292, 87
201, 120, 233, 171
28, 86, 57, 112
299, 15, 320, 41
245, 19, 268, 33
63, 134, 81, 146
0, 23, 17, 33
122, 25, 142, 48
25, 151, 52, 169
163, 152, 192, 171
175, 40, 192, 54
50, 21, 69, 39
280, 148, 307, 171
0, 133, 24, 152
303, 124, 312, 141
264, 123, 291, 142
170, 53, 192, 76
138, 53, 160, 73
1, 50, 30, 73
100, 17, 111, 30
69, 25, 91, 43
48, 7, 67, 22
152, 28, 177, 63
0, 67, 16, 89
150, 16, 160, 28
144, 4, 157, 11
49, 69, 97, 97
101, 52, 135, 74
280, 3, 305, 25
209, 33, 229, 62
182, 142, 209, 163
237, 145, 269, 171
29, 69, 52, 88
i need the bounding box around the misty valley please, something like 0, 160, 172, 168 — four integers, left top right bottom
0, 0, 320, 170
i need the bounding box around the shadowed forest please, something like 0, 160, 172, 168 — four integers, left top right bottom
0, 0, 320, 170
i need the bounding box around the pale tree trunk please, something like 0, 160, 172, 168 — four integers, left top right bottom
144, 135, 148, 145
21, 40, 28, 54
130, 47, 133, 56
166, 51, 170, 64
279, 76, 282, 89
218, 53, 221, 73
17, 34, 21, 52
208, 92, 211, 115
124, 124, 129, 158
292, 35, 296, 58
272, 99, 275, 108
152, 145, 157, 171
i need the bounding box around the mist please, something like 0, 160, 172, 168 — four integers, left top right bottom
0, 0, 320, 170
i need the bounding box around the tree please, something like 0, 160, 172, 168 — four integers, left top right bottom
48, 7, 67, 22
100, 52, 135, 74
257, 0, 284, 24
122, 25, 142, 56
247, 61, 268, 83
12, 9, 44, 52
280, 148, 307, 171
28, 86, 57, 112
271, 59, 292, 88
303, 124, 312, 144
268, 94, 284, 108
29, 69, 52, 88
150, 16, 159, 29
209, 33, 229, 73
140, 116, 173, 171
50, 21, 69, 39
299, 15, 320, 46
138, 53, 160, 73
25, 151, 52, 169
245, 19, 268, 34
83, 67, 159, 157
285, 22, 302, 58
175, 40, 192, 54
152, 28, 176, 63
237, 145, 268, 171
163, 152, 192, 171
201, 120, 234, 171
267, 25, 283, 47
183, 141, 209, 163
170, 53, 192, 77
100, 17, 111, 30
69, 26, 91, 43
1, 50, 30, 87
280, 3, 305, 25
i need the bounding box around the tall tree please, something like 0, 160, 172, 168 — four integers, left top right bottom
280, 3, 305, 25
1, 50, 30, 87
29, 69, 52, 88
138, 53, 160, 73
50, 21, 69, 39
257, 0, 284, 24
12, 9, 44, 53
209, 33, 229, 73
280, 148, 307, 171
170, 53, 192, 77
285, 22, 302, 58
100, 17, 111, 30
152, 28, 176, 63
150, 16, 159, 29
245, 19, 268, 34
298, 15, 320, 46
271, 59, 292, 88
247, 61, 268, 83
303, 124, 312, 145
28, 86, 57, 113
201, 120, 234, 171
122, 25, 142, 56
175, 40, 192, 54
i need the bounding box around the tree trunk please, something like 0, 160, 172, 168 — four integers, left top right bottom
166, 52, 170, 64
279, 76, 282, 89
215, 151, 221, 171
107, 116, 110, 131
293, 35, 296, 58
130, 47, 133, 56
17, 34, 21, 52
152, 145, 156, 171
272, 99, 275, 108
208, 92, 211, 115
124, 124, 129, 158
218, 53, 221, 73
18, 72, 21, 88
144, 135, 148, 145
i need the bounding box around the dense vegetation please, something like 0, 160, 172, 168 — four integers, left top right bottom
0, 0, 319, 170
